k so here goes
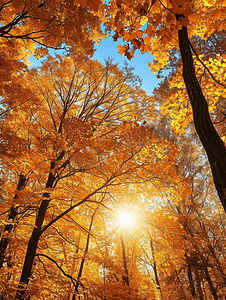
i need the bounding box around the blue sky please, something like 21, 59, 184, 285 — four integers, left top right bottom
29, 36, 160, 96
93, 36, 160, 96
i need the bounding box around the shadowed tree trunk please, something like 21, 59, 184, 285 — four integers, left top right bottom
15, 157, 62, 299
203, 265, 219, 300
186, 262, 196, 298
0, 174, 28, 269
177, 22, 226, 211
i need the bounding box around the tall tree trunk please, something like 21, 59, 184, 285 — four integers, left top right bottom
15, 171, 56, 299
0, 174, 28, 269
177, 23, 226, 211
187, 264, 196, 298
14, 149, 66, 299
203, 265, 219, 300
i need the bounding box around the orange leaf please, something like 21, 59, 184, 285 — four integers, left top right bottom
188, 13, 199, 22
117, 44, 124, 55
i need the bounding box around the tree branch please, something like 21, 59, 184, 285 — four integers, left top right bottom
35, 253, 78, 288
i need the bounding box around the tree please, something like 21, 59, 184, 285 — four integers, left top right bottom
0, 0, 104, 59
0, 0, 106, 131
3, 1, 226, 298
94, 0, 226, 211
0, 54, 187, 298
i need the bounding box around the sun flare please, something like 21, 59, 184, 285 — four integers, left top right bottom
117, 211, 134, 228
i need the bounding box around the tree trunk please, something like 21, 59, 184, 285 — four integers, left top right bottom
203, 265, 219, 300
0, 174, 28, 269
15, 171, 56, 299
177, 24, 226, 211
15, 198, 50, 299
187, 264, 196, 298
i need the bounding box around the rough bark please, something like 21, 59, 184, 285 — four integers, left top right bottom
177, 24, 226, 211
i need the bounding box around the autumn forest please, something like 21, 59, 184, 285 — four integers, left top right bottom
0, 0, 226, 299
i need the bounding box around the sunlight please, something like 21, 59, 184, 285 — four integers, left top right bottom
117, 210, 135, 228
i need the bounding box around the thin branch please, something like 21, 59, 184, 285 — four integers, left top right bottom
158, 0, 176, 15
40, 180, 112, 234
52, 226, 84, 251
60, 214, 97, 239
35, 253, 78, 288
189, 40, 226, 89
